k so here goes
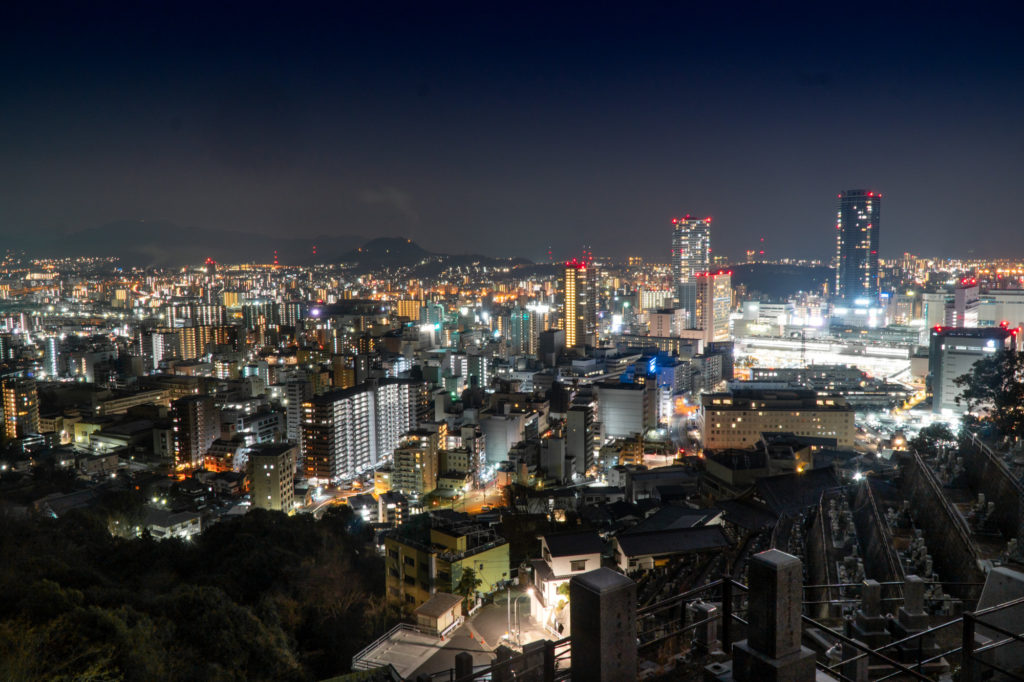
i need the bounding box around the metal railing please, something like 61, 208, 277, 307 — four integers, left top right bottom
351, 622, 435, 670
819, 593, 1024, 682
400, 574, 1022, 681
450, 637, 571, 682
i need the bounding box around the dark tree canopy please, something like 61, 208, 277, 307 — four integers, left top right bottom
453, 567, 482, 608
0, 505, 399, 682
909, 423, 957, 456
954, 348, 1024, 444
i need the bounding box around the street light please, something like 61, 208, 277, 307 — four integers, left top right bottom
514, 587, 535, 646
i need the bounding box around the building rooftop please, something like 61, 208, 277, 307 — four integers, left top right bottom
617, 526, 730, 558
629, 506, 718, 533
715, 498, 778, 530
414, 592, 463, 619
754, 466, 842, 516
542, 530, 605, 557
247, 443, 295, 458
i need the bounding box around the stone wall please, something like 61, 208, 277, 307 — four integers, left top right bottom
901, 454, 984, 601
962, 434, 1023, 542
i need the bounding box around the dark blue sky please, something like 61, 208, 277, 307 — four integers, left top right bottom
2, 1, 1022, 261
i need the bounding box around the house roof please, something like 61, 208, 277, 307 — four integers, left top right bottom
715, 498, 778, 530
628, 506, 718, 533
414, 592, 463, 619
542, 530, 604, 557
754, 466, 841, 515
616, 526, 730, 558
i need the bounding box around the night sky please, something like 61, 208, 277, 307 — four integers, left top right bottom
2, 2, 1023, 262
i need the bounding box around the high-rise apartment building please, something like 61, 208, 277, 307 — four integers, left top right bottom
171, 395, 218, 469
2, 378, 40, 440
671, 216, 712, 327
285, 375, 313, 456
302, 379, 419, 484
396, 299, 423, 321
566, 403, 597, 475
43, 337, 60, 378
834, 190, 881, 304
508, 306, 538, 356
696, 270, 733, 343
562, 259, 596, 353
249, 443, 297, 512
392, 425, 444, 498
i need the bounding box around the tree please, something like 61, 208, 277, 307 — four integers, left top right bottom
954, 348, 1024, 444
909, 423, 956, 456
453, 567, 482, 609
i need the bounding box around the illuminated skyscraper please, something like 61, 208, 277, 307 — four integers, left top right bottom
671, 216, 711, 327
696, 270, 733, 343
834, 190, 881, 304
562, 259, 595, 353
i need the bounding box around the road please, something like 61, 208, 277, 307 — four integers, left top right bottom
472, 595, 548, 649
448, 484, 506, 515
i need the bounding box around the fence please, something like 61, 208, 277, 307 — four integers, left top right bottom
409, 574, 1022, 681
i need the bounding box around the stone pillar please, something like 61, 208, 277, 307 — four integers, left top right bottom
492, 646, 513, 682
520, 640, 552, 682
725, 549, 816, 682
455, 651, 474, 680
569, 568, 637, 682
850, 579, 889, 648
688, 600, 721, 653
888, 576, 944, 672
888, 576, 930, 646
840, 640, 868, 682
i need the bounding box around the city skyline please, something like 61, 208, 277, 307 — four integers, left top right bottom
2, 3, 1023, 261
4, 4, 1024, 682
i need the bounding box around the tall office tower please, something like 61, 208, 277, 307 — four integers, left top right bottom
562, 259, 595, 353
301, 379, 419, 484
171, 395, 218, 469
671, 216, 712, 327
509, 306, 538, 356
834, 190, 881, 304
249, 443, 297, 512
696, 270, 733, 343
929, 327, 1017, 414
2, 378, 40, 439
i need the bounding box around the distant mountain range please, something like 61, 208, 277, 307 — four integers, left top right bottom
338, 237, 532, 273
6, 221, 535, 271
13, 220, 367, 267
729, 263, 832, 299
